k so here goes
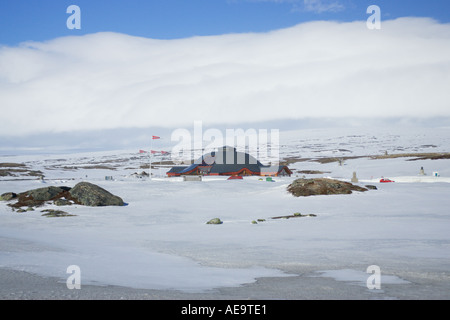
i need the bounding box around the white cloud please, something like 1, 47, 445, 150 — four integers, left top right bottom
238, 0, 345, 13
302, 0, 344, 13
1, 17, 450, 137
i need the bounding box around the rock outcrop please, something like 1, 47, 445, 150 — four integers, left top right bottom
26, 186, 69, 201
5, 182, 124, 209
69, 182, 124, 207
206, 218, 223, 225
0, 192, 17, 201
287, 178, 368, 197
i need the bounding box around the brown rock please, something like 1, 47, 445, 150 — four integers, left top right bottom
287, 178, 368, 197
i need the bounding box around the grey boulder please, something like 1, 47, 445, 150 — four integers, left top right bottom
27, 186, 66, 201
69, 182, 124, 207
0, 192, 17, 201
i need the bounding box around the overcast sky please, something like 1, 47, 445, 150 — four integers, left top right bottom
1, 1, 450, 153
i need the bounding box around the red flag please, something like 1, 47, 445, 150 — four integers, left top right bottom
152, 136, 160, 140
139, 150, 147, 154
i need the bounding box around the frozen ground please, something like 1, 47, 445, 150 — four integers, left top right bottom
1, 126, 450, 299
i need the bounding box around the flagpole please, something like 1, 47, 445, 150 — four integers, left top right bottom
150, 138, 153, 181
149, 136, 161, 180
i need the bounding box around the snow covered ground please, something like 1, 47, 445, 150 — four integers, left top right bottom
1, 126, 450, 299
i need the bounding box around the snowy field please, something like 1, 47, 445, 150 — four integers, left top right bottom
1, 126, 450, 299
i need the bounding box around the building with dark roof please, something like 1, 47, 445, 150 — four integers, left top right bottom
167, 146, 292, 177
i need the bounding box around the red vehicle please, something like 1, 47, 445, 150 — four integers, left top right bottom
380, 178, 394, 183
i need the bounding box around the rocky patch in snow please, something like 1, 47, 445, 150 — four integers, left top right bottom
287, 178, 368, 197
1, 182, 124, 209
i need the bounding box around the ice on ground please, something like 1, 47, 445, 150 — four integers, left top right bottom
1, 126, 450, 296
0, 236, 290, 292
315, 269, 410, 287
